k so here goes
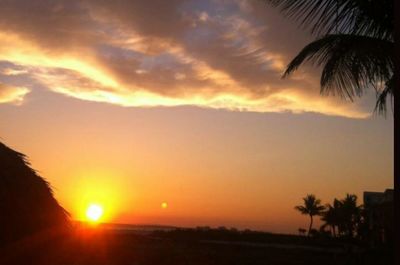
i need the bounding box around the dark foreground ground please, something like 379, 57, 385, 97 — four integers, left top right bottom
0, 227, 393, 265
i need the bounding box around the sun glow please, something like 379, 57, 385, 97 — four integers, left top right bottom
86, 204, 103, 222
64, 169, 127, 224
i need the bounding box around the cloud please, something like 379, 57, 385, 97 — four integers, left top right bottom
0, 83, 30, 105
0, 0, 369, 118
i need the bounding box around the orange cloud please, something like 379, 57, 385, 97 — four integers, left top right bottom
0, 0, 370, 118
0, 83, 30, 105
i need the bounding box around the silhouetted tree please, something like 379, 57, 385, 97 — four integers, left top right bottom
320, 199, 341, 237
320, 194, 363, 238
295, 194, 325, 236
298, 228, 307, 236
339, 194, 362, 238
0, 142, 70, 246
266, 0, 394, 115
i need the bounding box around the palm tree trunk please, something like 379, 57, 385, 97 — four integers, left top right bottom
308, 215, 313, 236
332, 225, 336, 237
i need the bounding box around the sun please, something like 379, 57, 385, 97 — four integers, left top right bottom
86, 204, 103, 222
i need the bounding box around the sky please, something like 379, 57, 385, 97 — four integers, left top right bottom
0, 0, 393, 233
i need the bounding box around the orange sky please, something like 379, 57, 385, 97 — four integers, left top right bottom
0, 0, 394, 233
0, 97, 393, 233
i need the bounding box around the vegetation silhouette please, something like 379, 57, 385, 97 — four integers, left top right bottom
295, 193, 393, 264
0, 142, 70, 247
298, 228, 307, 236
294, 194, 325, 236
320, 195, 362, 238
339, 194, 362, 238
320, 198, 342, 237
297, 192, 393, 248
266, 0, 394, 115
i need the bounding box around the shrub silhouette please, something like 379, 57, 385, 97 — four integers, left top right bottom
0, 142, 69, 246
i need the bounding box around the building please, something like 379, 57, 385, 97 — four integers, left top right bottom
364, 189, 393, 208
363, 189, 393, 246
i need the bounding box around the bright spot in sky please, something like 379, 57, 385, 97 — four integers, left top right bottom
86, 204, 103, 222
161, 202, 168, 209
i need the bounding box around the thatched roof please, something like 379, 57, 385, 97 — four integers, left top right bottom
0, 142, 70, 245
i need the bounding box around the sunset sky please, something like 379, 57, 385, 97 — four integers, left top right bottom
0, 0, 393, 233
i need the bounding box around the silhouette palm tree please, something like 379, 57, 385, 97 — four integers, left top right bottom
266, 0, 394, 115
321, 205, 336, 236
320, 194, 362, 238
340, 194, 362, 238
0, 142, 70, 246
320, 198, 341, 237
294, 194, 325, 236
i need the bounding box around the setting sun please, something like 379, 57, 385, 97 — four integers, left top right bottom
0, 0, 394, 263
86, 204, 103, 222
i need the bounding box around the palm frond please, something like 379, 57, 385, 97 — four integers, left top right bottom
283, 34, 393, 102
295, 194, 325, 215
294, 205, 308, 214
265, 0, 393, 40
374, 75, 394, 116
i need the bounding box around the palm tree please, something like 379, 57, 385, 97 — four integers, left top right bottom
0, 142, 70, 246
321, 204, 336, 237
266, 0, 394, 115
340, 194, 362, 237
295, 194, 325, 236
320, 198, 342, 237
320, 194, 363, 238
